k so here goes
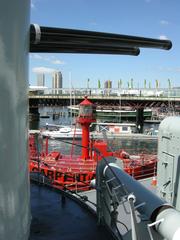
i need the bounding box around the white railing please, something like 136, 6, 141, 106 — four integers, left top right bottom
29, 87, 180, 98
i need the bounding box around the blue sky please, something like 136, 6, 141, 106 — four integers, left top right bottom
30, 0, 179, 89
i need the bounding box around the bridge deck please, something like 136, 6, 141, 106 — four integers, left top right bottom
29, 94, 180, 108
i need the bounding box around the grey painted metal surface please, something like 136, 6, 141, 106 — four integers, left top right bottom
96, 157, 180, 239
81, 179, 163, 240
157, 116, 180, 210
0, 1, 30, 239
156, 208, 180, 240
103, 162, 165, 220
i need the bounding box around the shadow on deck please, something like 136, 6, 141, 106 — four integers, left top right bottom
29, 182, 113, 240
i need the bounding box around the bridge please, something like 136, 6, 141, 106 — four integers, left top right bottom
29, 87, 180, 108
29, 87, 180, 133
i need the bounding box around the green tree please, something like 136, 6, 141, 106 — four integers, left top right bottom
108, 80, 111, 89
118, 79, 123, 88
131, 78, 134, 89
120, 79, 122, 88
144, 79, 147, 89
87, 78, 90, 88
155, 79, 159, 89
149, 81, 151, 89
168, 79, 171, 89
98, 79, 101, 89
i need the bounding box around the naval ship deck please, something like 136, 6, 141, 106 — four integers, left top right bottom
29, 182, 113, 240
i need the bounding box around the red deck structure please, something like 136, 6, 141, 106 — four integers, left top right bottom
29, 97, 157, 191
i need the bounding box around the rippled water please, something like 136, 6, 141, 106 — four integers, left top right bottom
30, 106, 158, 155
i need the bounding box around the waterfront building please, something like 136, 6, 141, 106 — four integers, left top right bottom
37, 73, 45, 86
52, 71, 62, 94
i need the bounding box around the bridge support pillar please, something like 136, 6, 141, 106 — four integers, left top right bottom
29, 99, 40, 121
136, 108, 144, 133
29, 106, 40, 121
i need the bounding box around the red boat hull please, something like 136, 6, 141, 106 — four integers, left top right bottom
29, 134, 157, 191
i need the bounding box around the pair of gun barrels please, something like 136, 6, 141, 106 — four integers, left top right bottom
30, 24, 172, 55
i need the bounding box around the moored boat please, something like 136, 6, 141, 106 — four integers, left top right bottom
29, 97, 157, 191
40, 121, 158, 140
41, 125, 82, 139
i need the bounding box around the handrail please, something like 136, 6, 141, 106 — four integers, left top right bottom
97, 157, 180, 240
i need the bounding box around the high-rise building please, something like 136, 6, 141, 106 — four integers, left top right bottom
52, 71, 62, 94
37, 73, 45, 86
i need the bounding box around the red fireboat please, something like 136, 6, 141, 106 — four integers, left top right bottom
29, 97, 157, 191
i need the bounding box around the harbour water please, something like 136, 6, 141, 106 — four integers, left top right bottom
29, 106, 158, 155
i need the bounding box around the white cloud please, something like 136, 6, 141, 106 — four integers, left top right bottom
32, 67, 57, 74
33, 54, 43, 59
31, 54, 47, 60
31, 54, 66, 65
31, 0, 35, 8
160, 20, 169, 25
51, 60, 65, 65
158, 66, 180, 72
159, 35, 168, 40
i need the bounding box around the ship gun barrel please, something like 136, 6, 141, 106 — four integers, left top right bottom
97, 158, 180, 240
30, 24, 172, 55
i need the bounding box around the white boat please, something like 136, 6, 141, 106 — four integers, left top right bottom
41, 122, 157, 139
41, 122, 136, 139
41, 125, 82, 139
90, 122, 158, 139
91, 122, 136, 135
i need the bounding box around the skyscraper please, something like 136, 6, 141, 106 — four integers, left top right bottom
52, 71, 62, 94
37, 73, 45, 86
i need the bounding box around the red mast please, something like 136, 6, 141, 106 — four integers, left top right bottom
77, 96, 96, 160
